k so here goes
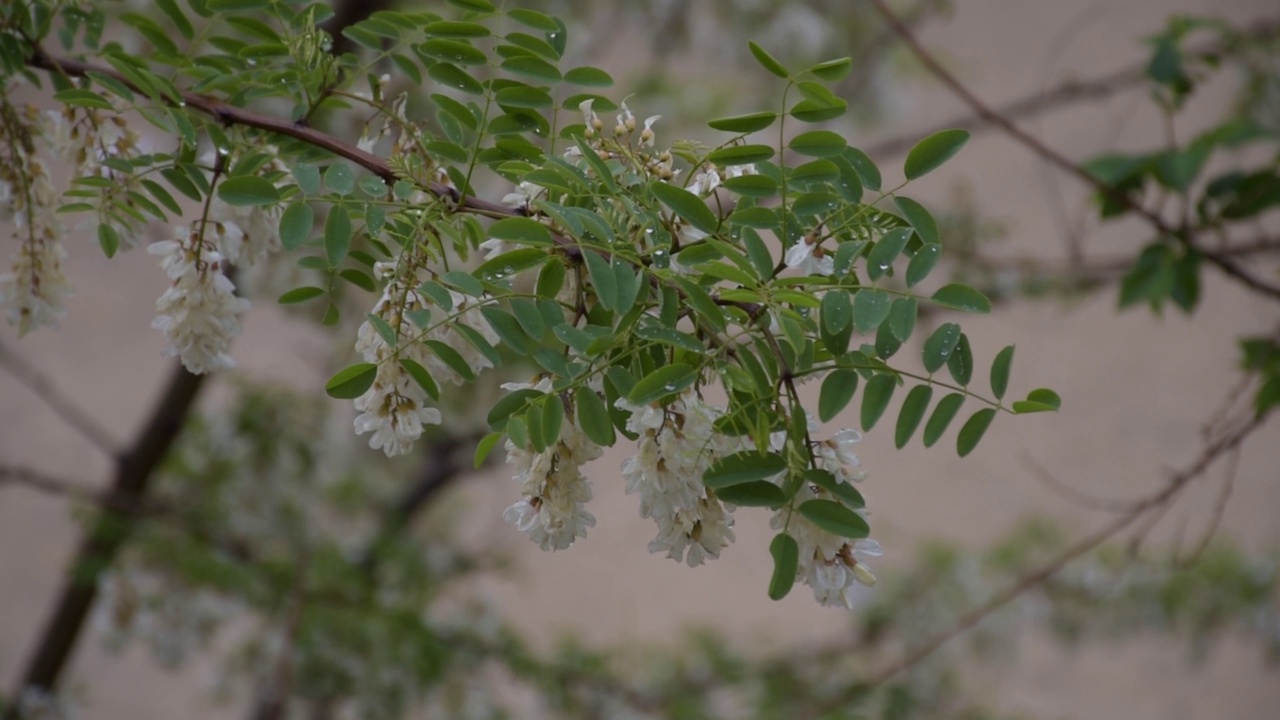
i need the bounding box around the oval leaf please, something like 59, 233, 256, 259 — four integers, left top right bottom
957, 408, 997, 457
819, 369, 859, 423
325, 363, 377, 399
628, 363, 698, 405
930, 283, 991, 313
768, 533, 799, 600
904, 129, 970, 180
704, 451, 788, 489
798, 499, 870, 538
860, 373, 896, 431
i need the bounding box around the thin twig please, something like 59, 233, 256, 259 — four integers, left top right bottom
0, 342, 118, 455
807, 408, 1267, 716
3, 362, 205, 717
861, 17, 1280, 160
1178, 443, 1240, 567
1018, 451, 1135, 513
864, 0, 1280, 302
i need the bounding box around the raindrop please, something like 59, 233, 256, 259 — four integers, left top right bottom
663, 383, 676, 391
502, 265, 514, 275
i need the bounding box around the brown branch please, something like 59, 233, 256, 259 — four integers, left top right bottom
864, 0, 1280, 302
806, 409, 1267, 717
861, 17, 1280, 160
3, 362, 206, 717
0, 342, 118, 455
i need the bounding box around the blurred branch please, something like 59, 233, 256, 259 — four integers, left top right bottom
808, 401, 1268, 716
866, 0, 1280, 302
3, 363, 205, 718
862, 16, 1280, 159
0, 342, 118, 455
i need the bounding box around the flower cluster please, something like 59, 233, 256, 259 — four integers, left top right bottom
149, 226, 250, 374
353, 258, 500, 456
0, 102, 72, 336
502, 379, 602, 550
618, 390, 743, 566
773, 428, 881, 608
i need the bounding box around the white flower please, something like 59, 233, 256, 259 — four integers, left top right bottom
639, 115, 661, 148
616, 390, 747, 566
477, 238, 507, 260
500, 181, 546, 211
148, 228, 250, 374
770, 487, 881, 608
724, 163, 756, 179
815, 428, 867, 485
579, 98, 602, 138
503, 379, 602, 551
353, 372, 442, 457
688, 167, 721, 196
784, 237, 834, 276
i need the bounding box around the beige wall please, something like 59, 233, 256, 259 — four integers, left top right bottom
3, 0, 1279, 717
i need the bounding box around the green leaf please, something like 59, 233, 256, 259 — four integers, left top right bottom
279, 202, 313, 251
906, 244, 942, 287
440, 270, 484, 297
708, 112, 777, 133
495, 85, 554, 109
860, 374, 896, 431
612, 260, 641, 316
798, 499, 870, 538
324, 205, 352, 266
895, 385, 932, 449
292, 164, 321, 195
474, 431, 502, 468
930, 283, 991, 313
852, 289, 891, 333
427, 62, 484, 95
866, 228, 912, 281
54, 88, 112, 109
922, 322, 961, 374
821, 290, 853, 335
419, 38, 487, 65
748, 40, 790, 78
808, 57, 852, 81
507, 8, 559, 30
216, 175, 279, 206
923, 392, 965, 448
399, 358, 440, 401
844, 148, 881, 191
576, 389, 616, 446
481, 307, 536, 355
651, 181, 718, 234
957, 408, 996, 457
887, 297, 917, 343
818, 369, 859, 422
487, 388, 543, 429
803, 469, 865, 508
324, 162, 354, 195
990, 345, 1014, 400
1012, 388, 1062, 414
277, 286, 324, 304
723, 174, 779, 198
510, 298, 547, 340
673, 277, 726, 333
893, 196, 939, 245
628, 363, 698, 405
536, 257, 566, 298
789, 130, 847, 158
947, 333, 973, 386
768, 533, 799, 600
540, 395, 565, 450
583, 251, 617, 311
904, 129, 970, 180
488, 217, 554, 247
707, 144, 776, 166
98, 223, 119, 258
716, 481, 785, 507
564, 66, 614, 87
325, 363, 377, 399
475, 248, 549, 282
704, 451, 788, 489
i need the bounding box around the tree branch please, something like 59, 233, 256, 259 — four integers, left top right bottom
0, 342, 118, 456
3, 362, 205, 717
864, 0, 1280, 302
861, 17, 1280, 160
807, 407, 1268, 716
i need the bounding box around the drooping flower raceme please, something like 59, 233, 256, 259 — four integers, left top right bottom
503, 379, 602, 551
149, 226, 250, 374
617, 390, 745, 566
770, 427, 881, 608
0, 103, 72, 336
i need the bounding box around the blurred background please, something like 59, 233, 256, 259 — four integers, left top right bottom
2, 0, 1279, 718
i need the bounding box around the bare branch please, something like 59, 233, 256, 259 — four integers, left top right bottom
865, 0, 1280, 302
0, 342, 118, 456
862, 17, 1280, 160
806, 408, 1267, 716
3, 362, 206, 716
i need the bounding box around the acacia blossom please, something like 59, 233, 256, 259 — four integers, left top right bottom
617, 390, 745, 566
503, 379, 601, 551
0, 105, 72, 335
784, 235, 835, 276
149, 226, 250, 374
